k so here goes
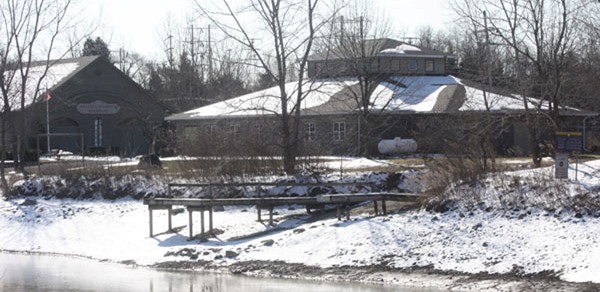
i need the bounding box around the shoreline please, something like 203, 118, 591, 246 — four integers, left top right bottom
2, 162, 600, 291
3, 249, 598, 292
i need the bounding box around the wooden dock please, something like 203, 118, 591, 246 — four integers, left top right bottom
144, 191, 420, 238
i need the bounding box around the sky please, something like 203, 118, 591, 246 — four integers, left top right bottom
86, 0, 454, 61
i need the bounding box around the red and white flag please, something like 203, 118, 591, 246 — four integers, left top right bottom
44, 90, 52, 102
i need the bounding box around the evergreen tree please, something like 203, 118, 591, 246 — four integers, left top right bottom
82, 37, 111, 61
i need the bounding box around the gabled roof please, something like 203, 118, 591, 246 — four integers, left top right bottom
2, 56, 98, 110
166, 75, 595, 121
2, 56, 171, 113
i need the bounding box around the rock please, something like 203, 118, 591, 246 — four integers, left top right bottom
20, 198, 37, 206
472, 223, 483, 230
138, 154, 161, 168
482, 242, 489, 247
261, 239, 275, 246
293, 228, 305, 234
225, 250, 239, 258
214, 255, 223, 260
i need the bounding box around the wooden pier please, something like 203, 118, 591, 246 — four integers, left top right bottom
144, 190, 420, 238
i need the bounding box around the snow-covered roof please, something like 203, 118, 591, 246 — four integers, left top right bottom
167, 75, 592, 121
2, 56, 98, 110
378, 44, 421, 55
308, 38, 450, 61
166, 79, 357, 120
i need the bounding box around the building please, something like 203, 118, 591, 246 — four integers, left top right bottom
166, 39, 594, 157
3, 56, 170, 158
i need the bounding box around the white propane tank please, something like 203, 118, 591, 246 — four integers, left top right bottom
378, 137, 418, 154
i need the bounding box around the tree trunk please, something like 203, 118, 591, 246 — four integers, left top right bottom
0, 117, 9, 196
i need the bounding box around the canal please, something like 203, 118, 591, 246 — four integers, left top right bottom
0, 253, 444, 291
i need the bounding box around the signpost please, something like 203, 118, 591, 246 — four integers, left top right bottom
555, 132, 583, 152
555, 132, 583, 180
555, 153, 569, 179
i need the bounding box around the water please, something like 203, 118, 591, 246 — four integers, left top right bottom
0, 253, 441, 292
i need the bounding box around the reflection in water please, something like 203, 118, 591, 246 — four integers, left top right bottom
0, 253, 439, 292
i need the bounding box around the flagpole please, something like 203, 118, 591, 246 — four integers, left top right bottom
46, 89, 50, 153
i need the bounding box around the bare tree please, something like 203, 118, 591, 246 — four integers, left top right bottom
0, 0, 89, 192
313, 0, 404, 155
451, 0, 584, 166
195, 0, 333, 174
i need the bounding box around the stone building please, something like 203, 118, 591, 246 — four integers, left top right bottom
166, 39, 593, 157
6, 56, 170, 157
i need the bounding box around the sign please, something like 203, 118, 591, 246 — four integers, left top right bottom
77, 100, 120, 115
555, 131, 583, 152
555, 153, 569, 179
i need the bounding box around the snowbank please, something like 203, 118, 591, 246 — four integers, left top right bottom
1, 159, 600, 288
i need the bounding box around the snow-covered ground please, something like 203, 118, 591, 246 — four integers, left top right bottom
1, 158, 599, 289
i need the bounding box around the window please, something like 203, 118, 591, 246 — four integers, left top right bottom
314, 62, 323, 73
304, 122, 316, 142
369, 58, 379, 72
205, 124, 216, 136
391, 59, 401, 71
425, 60, 435, 72
408, 59, 417, 71
255, 124, 263, 138
228, 124, 240, 137
183, 125, 199, 140
333, 121, 345, 141
94, 117, 103, 147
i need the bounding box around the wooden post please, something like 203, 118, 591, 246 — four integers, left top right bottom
268, 206, 274, 226
336, 204, 341, 220
167, 207, 172, 232
373, 200, 378, 215
188, 209, 193, 238
200, 209, 205, 234
382, 200, 387, 215
149, 208, 153, 237
345, 204, 350, 221
257, 207, 262, 222
209, 207, 213, 231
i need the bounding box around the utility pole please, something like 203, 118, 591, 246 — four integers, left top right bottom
483, 11, 494, 90
483, 11, 493, 110
166, 34, 174, 69
207, 24, 213, 80
190, 24, 197, 69
185, 24, 213, 81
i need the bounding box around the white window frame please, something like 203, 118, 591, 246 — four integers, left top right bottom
333, 121, 345, 141
304, 122, 316, 142
425, 59, 435, 72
